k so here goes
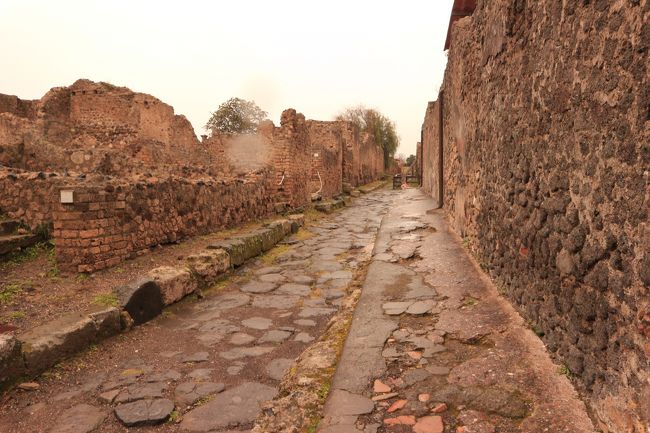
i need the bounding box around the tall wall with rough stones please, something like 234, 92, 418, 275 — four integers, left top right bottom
307, 121, 344, 199
422, 1, 649, 431
422, 101, 441, 204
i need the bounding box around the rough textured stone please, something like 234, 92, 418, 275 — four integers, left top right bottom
180, 382, 276, 431
0, 334, 24, 390
114, 399, 174, 426
113, 278, 164, 325
174, 381, 224, 407
240, 281, 277, 294
148, 266, 196, 305
266, 358, 294, 381
186, 249, 230, 281
49, 404, 107, 433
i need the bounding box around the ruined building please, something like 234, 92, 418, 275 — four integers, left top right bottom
421, 0, 649, 431
0, 79, 384, 273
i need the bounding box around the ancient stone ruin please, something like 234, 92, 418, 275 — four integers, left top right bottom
0, 79, 384, 272
421, 0, 648, 431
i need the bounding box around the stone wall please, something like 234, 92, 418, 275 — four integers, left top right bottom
421, 100, 441, 204
306, 121, 344, 199
52, 171, 276, 273
422, 1, 649, 431
0, 79, 222, 178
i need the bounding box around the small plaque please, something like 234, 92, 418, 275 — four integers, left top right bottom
60, 190, 74, 204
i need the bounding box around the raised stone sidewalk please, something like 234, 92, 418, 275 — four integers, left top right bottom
318, 189, 596, 433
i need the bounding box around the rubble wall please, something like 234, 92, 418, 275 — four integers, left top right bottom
421, 1, 649, 430
421, 100, 441, 204
306, 121, 344, 199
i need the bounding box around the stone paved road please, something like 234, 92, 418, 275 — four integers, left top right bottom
0, 190, 395, 433
319, 189, 596, 433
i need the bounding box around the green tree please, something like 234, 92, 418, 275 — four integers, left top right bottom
406, 154, 416, 166
335, 105, 399, 168
205, 97, 268, 135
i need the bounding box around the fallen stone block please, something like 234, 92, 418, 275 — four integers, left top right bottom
87, 306, 122, 338
186, 249, 230, 283
0, 334, 25, 391
114, 279, 164, 326
148, 266, 197, 306
288, 214, 305, 233
269, 219, 293, 237
19, 312, 98, 375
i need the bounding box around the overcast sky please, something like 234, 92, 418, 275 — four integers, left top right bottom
0, 0, 451, 157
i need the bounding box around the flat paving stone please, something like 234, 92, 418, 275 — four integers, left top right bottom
145, 370, 182, 383
114, 399, 174, 426
266, 358, 294, 380
188, 369, 213, 380
324, 390, 374, 415
241, 317, 273, 330
382, 301, 413, 315
255, 266, 283, 275
277, 283, 311, 296
115, 382, 167, 403
406, 300, 436, 315
294, 319, 317, 327
259, 273, 287, 284
180, 382, 276, 431
49, 403, 107, 433
294, 332, 315, 343
182, 352, 209, 363
227, 361, 245, 375
240, 280, 277, 294
220, 346, 275, 360
174, 381, 225, 407
202, 292, 250, 310
230, 332, 256, 345
252, 294, 300, 309
258, 329, 292, 343
287, 275, 315, 284
298, 307, 336, 317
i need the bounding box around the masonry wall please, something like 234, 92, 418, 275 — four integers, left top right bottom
422, 1, 649, 431
421, 101, 441, 204
53, 171, 276, 273
306, 121, 344, 199
358, 132, 384, 184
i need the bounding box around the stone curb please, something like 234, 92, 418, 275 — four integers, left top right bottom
0, 215, 305, 392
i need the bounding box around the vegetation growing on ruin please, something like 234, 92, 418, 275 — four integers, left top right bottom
205, 97, 268, 135
335, 105, 399, 168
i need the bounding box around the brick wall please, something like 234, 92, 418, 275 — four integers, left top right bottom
307, 121, 343, 199
53, 171, 276, 273
422, 0, 649, 430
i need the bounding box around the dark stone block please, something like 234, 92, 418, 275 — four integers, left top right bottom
114, 279, 163, 326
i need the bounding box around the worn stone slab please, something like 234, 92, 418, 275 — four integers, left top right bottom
186, 249, 230, 281
323, 390, 374, 415
149, 266, 197, 305
115, 382, 166, 403
252, 294, 300, 309
208, 235, 262, 267
0, 334, 24, 390
277, 283, 311, 296
145, 370, 182, 383
406, 300, 436, 315
230, 332, 256, 346
382, 301, 413, 315
114, 278, 164, 325
180, 382, 276, 431
298, 307, 336, 317
49, 403, 107, 433
258, 330, 292, 343
183, 352, 209, 363
241, 317, 273, 330
202, 292, 250, 310
240, 281, 277, 294
266, 358, 294, 381
219, 346, 275, 360
114, 398, 174, 426
259, 273, 287, 284
174, 381, 225, 407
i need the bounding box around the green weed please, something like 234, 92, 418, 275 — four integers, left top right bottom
93, 293, 119, 307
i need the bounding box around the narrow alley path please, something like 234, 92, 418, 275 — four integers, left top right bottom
0, 190, 395, 433
0, 189, 598, 433
319, 189, 595, 433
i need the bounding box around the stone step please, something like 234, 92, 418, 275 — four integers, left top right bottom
0, 233, 40, 256
0, 219, 20, 236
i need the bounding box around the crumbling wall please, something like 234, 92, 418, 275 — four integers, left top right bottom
306, 121, 343, 199
358, 132, 384, 184
270, 109, 312, 208
0, 79, 222, 178
423, 0, 649, 430
340, 122, 361, 190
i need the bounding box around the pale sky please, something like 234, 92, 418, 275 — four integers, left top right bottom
0, 0, 452, 157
